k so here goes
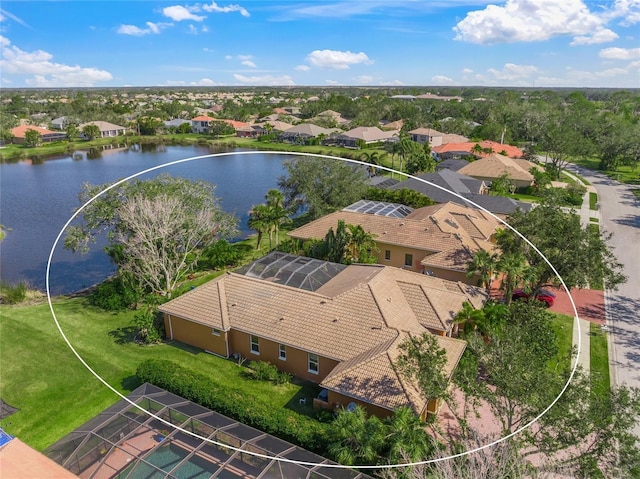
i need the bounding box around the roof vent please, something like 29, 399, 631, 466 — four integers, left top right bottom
332, 318, 338, 323
231, 302, 237, 307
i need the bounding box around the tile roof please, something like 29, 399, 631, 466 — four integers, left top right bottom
279, 123, 337, 137
337, 126, 399, 142
432, 141, 524, 159
160, 253, 485, 415
191, 115, 216, 121
79, 120, 127, 131
458, 154, 537, 182
10, 125, 58, 137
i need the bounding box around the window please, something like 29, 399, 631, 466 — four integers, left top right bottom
404, 254, 413, 267
211, 328, 221, 336
278, 344, 287, 361
385, 250, 391, 261
308, 353, 319, 374
250, 335, 260, 355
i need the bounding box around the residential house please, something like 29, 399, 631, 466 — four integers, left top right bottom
415, 93, 464, 102
332, 126, 399, 148
408, 128, 468, 147
457, 153, 541, 189
432, 140, 524, 161
289, 200, 499, 283
159, 251, 485, 420
79, 121, 128, 138
190, 116, 249, 134
10, 125, 66, 144
164, 118, 191, 129
50, 116, 70, 130
278, 123, 338, 144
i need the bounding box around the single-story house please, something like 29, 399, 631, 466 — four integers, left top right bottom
164, 118, 191, 129
332, 126, 399, 148
159, 252, 485, 420
432, 140, 524, 161
191, 116, 249, 134
10, 125, 66, 144
50, 116, 71, 130
78, 121, 128, 138
457, 154, 541, 189
289, 200, 499, 283
278, 123, 339, 144
389, 169, 489, 201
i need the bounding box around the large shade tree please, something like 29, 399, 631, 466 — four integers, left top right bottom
65, 174, 237, 296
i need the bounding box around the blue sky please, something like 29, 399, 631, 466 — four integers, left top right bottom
0, 0, 638, 88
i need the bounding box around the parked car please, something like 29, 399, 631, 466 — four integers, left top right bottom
511, 288, 556, 308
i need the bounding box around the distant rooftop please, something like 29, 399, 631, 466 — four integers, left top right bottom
343, 200, 414, 218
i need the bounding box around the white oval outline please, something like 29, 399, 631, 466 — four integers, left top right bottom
45, 150, 581, 470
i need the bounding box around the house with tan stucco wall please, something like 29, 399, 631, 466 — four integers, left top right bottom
288, 200, 500, 284
159, 252, 486, 420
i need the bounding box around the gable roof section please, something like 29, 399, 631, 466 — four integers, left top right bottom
10, 125, 58, 138
337, 126, 398, 143
389, 169, 486, 202
432, 141, 523, 159
79, 120, 127, 131
279, 123, 336, 137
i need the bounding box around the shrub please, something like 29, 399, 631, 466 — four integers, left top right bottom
275, 371, 293, 385
90, 277, 142, 311
249, 361, 279, 381
136, 359, 328, 452
0, 281, 28, 304
202, 240, 243, 269
132, 307, 163, 344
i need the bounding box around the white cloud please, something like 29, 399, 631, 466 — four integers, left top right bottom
306, 49, 372, 69
192, 78, 222, 86
294, 64, 310, 71
380, 79, 407, 86
432, 75, 457, 85
353, 75, 373, 84
488, 63, 538, 80
238, 54, 253, 61
225, 55, 233, 60
570, 28, 618, 45
0, 37, 112, 87
202, 2, 250, 17
0, 8, 31, 28
118, 22, 172, 36
454, 0, 607, 45
162, 5, 205, 22
462, 68, 474, 74
599, 47, 640, 59
233, 74, 294, 85
325, 79, 341, 85
241, 60, 256, 67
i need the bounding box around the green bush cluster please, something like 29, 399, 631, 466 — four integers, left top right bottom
248, 361, 293, 384
89, 277, 141, 311
0, 281, 28, 304
136, 359, 328, 452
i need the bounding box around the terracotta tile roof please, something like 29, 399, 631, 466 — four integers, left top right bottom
218, 119, 250, 129
408, 127, 445, 137
432, 141, 523, 159
10, 125, 57, 138
191, 115, 216, 121
458, 154, 537, 182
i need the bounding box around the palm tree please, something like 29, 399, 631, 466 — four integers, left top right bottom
466, 250, 499, 293
453, 301, 486, 337
327, 406, 386, 466
247, 204, 270, 250
384, 406, 433, 463
497, 252, 529, 305
264, 189, 290, 247
346, 224, 378, 263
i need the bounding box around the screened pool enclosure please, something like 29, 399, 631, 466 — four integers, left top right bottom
44, 383, 372, 479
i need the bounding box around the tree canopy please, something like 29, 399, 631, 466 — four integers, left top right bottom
65, 174, 237, 296
278, 157, 369, 219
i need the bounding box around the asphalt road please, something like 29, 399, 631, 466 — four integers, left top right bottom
562, 164, 640, 397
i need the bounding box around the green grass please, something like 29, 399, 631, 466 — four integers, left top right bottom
589, 192, 598, 210
0, 297, 316, 451
589, 322, 610, 399
589, 217, 599, 223
631, 189, 640, 200
551, 313, 574, 369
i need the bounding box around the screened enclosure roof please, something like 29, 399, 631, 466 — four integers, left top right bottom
343, 200, 414, 218
234, 252, 347, 292
44, 383, 373, 479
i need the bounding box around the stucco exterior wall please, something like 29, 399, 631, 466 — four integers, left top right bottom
164, 314, 228, 357
376, 242, 429, 273
326, 391, 395, 420
229, 330, 340, 383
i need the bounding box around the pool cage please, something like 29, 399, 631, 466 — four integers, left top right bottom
44, 383, 373, 479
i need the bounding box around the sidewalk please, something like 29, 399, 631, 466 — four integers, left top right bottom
560, 170, 600, 228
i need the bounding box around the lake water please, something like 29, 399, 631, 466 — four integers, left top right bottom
0, 144, 289, 295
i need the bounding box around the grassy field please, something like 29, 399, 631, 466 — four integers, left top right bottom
589, 322, 610, 399
551, 313, 574, 369
589, 192, 598, 210
0, 294, 319, 451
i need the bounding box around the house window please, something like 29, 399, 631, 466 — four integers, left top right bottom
279, 344, 287, 361
250, 335, 260, 355
308, 353, 319, 374
405, 254, 413, 267
211, 328, 221, 336
385, 250, 391, 261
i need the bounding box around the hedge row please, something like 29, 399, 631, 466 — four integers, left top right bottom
136, 359, 329, 453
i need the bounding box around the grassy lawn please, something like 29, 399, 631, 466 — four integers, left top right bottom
551, 313, 574, 369
589, 322, 610, 400
0, 296, 318, 451
589, 192, 598, 210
